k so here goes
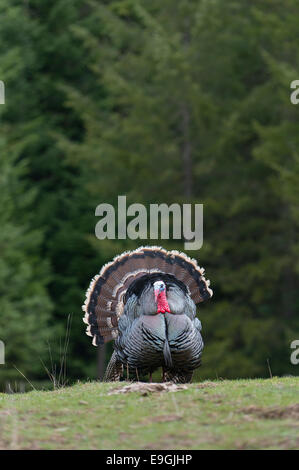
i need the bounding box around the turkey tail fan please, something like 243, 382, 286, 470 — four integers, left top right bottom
82, 246, 213, 346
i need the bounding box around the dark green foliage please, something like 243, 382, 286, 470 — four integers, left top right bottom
0, 0, 104, 386
0, 143, 52, 387
0, 0, 298, 387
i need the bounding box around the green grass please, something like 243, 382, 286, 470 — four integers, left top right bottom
0, 377, 298, 450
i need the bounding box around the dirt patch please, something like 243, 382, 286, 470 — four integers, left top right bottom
142, 414, 183, 424
143, 432, 218, 450
108, 382, 188, 396
235, 436, 299, 450
196, 382, 218, 389
241, 403, 299, 420
143, 433, 195, 450
118, 432, 132, 441
0, 438, 10, 450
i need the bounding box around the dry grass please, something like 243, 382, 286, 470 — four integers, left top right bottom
0, 376, 298, 450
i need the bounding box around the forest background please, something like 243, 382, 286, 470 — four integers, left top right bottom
0, 0, 298, 390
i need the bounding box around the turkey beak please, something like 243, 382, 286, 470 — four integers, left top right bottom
154, 287, 160, 303
154, 285, 164, 303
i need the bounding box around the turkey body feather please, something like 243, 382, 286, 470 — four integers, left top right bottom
82, 246, 212, 383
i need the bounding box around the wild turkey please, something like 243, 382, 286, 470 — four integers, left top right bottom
83, 246, 212, 383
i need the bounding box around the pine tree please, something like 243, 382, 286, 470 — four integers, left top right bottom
0, 139, 52, 389
1, 0, 298, 385
65, 0, 299, 379
0, 0, 105, 382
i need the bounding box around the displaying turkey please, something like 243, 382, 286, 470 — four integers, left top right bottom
83, 246, 213, 383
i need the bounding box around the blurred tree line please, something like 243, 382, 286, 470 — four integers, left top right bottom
0, 0, 298, 389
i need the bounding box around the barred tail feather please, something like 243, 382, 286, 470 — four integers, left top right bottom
82, 246, 213, 347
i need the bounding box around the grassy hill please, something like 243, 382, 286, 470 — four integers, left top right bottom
0, 377, 298, 450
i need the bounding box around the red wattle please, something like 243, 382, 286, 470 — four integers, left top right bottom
156, 290, 171, 314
